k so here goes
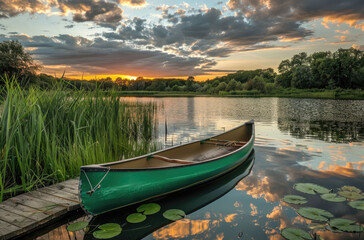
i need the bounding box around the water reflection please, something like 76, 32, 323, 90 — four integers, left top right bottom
34, 97, 364, 239
84, 152, 255, 240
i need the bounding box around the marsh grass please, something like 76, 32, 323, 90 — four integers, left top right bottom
0, 77, 158, 201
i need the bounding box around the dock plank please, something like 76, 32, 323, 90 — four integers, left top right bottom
0, 178, 81, 240
0, 208, 36, 229
9, 193, 67, 217
26, 191, 79, 211
0, 219, 21, 240
0, 200, 50, 222
37, 187, 79, 203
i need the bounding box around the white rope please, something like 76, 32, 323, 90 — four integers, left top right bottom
81, 167, 111, 196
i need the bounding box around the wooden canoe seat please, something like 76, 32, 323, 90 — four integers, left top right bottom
149, 155, 195, 164
202, 138, 247, 147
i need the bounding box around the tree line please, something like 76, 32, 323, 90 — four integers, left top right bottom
1, 40, 363, 93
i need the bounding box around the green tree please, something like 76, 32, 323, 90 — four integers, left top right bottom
216, 82, 227, 92
291, 65, 314, 89
0, 40, 40, 79
226, 79, 238, 91
245, 76, 266, 92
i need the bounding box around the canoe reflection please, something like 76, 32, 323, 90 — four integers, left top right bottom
84, 150, 255, 240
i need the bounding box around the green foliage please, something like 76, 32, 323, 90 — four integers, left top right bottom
137, 203, 161, 215
67, 221, 89, 232
0, 77, 157, 201
293, 183, 330, 195
163, 209, 186, 221
282, 195, 308, 204
329, 218, 364, 232
93, 223, 122, 239
297, 207, 334, 222
126, 213, 147, 223
281, 227, 312, 240
276, 48, 364, 89
244, 76, 266, 92
216, 82, 227, 92
0, 40, 40, 81
291, 65, 315, 89
320, 193, 346, 202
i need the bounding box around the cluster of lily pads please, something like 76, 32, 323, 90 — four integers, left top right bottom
66, 203, 186, 239
280, 183, 364, 240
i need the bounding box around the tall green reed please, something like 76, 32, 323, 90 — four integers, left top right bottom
0, 77, 158, 201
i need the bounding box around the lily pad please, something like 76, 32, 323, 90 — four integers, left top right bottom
320, 193, 346, 202
137, 203, 161, 215
328, 218, 364, 232
338, 191, 364, 200
297, 207, 334, 222
281, 227, 312, 240
283, 195, 308, 204
66, 221, 88, 232
126, 213, 147, 223
348, 200, 364, 210
294, 183, 330, 195
163, 209, 186, 221
341, 186, 362, 193
93, 223, 122, 239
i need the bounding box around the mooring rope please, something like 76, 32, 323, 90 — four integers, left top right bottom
81, 167, 111, 196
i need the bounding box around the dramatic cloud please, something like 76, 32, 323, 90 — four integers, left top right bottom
227, 0, 364, 30
104, 8, 310, 57
0, 0, 124, 29
0, 0, 48, 18
0, 34, 216, 77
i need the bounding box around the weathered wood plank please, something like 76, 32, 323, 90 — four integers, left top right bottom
8, 194, 67, 218
37, 186, 79, 202
26, 191, 79, 211
49, 182, 78, 195
0, 200, 50, 222
0, 208, 35, 229
0, 178, 81, 240
0, 219, 21, 240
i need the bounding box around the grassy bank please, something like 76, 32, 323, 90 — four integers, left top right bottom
0, 80, 158, 201
110, 89, 364, 100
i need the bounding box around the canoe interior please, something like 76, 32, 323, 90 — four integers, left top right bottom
99, 122, 253, 169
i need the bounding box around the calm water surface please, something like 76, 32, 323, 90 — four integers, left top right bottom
37, 97, 364, 240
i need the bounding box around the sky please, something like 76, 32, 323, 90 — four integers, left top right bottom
0, 0, 363, 80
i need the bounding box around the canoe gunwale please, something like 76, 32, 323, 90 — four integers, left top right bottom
81, 120, 254, 172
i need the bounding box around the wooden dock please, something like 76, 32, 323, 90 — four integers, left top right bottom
0, 178, 81, 240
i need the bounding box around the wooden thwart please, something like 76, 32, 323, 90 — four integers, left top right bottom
151, 155, 195, 164
203, 139, 247, 147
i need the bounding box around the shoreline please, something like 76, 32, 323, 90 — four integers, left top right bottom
103, 90, 364, 100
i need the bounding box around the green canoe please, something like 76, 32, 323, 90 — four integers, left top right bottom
84, 151, 255, 240
79, 120, 255, 215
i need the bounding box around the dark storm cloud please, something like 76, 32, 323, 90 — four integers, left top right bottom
227, 0, 364, 29
103, 17, 147, 40
0, 34, 216, 76
57, 0, 123, 29
0, 0, 46, 18
104, 8, 311, 57
0, 0, 123, 29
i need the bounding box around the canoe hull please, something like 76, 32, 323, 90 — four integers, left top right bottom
79, 122, 254, 215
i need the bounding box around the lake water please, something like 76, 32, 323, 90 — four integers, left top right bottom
36, 97, 364, 240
